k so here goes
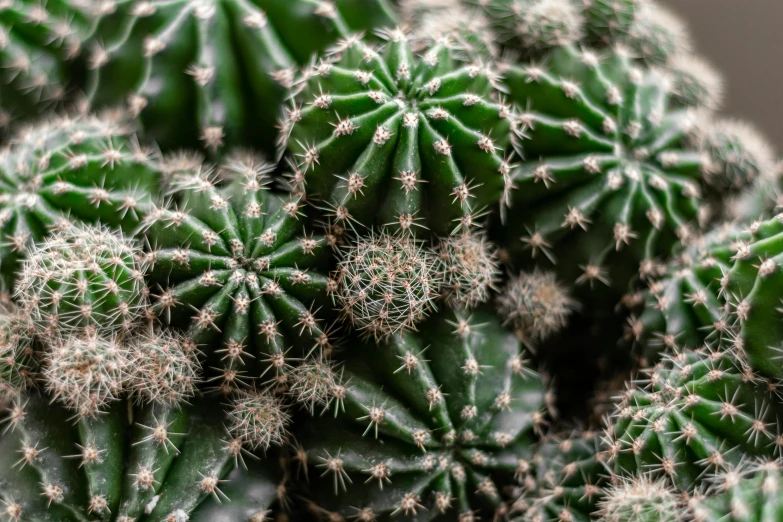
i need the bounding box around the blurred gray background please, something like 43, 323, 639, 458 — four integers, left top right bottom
660, 1, 783, 153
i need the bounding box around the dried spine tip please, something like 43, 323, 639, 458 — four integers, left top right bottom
436, 232, 500, 308
43, 332, 131, 417
335, 231, 439, 340
596, 474, 683, 522
128, 329, 201, 405
498, 270, 575, 343
16, 223, 148, 337
228, 388, 291, 451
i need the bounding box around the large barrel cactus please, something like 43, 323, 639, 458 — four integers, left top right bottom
82, 0, 397, 153
294, 308, 548, 520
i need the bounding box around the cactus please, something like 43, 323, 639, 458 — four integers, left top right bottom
0, 302, 36, 405
142, 155, 332, 394
498, 269, 576, 344
82, 0, 397, 154
283, 28, 513, 236
0, 1, 90, 127
294, 308, 548, 521
595, 474, 684, 522
0, 112, 160, 289
334, 230, 439, 340
15, 223, 148, 338
604, 347, 783, 492
511, 429, 609, 522
0, 392, 284, 522
689, 460, 783, 522
666, 55, 724, 110
500, 44, 704, 298
624, 1, 691, 67
435, 231, 500, 308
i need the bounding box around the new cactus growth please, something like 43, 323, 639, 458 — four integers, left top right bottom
0, 302, 35, 405
666, 55, 724, 110
334, 230, 439, 339
294, 308, 548, 521
436, 231, 500, 308
689, 460, 783, 522
284, 28, 513, 236
512, 429, 609, 522
498, 269, 576, 344
143, 155, 332, 394
501, 44, 704, 295
604, 347, 783, 491
0, 393, 284, 522
0, 112, 159, 289
595, 474, 683, 522
15, 223, 148, 337
624, 1, 691, 67
82, 0, 397, 153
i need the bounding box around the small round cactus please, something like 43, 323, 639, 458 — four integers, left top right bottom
294, 308, 548, 521
83, 0, 397, 154
436, 231, 500, 308
227, 387, 291, 452
334, 230, 439, 340
667, 55, 724, 110
604, 347, 783, 491
501, 44, 704, 296
0, 392, 284, 522
624, 1, 691, 66
498, 269, 576, 344
0, 302, 36, 404
283, 28, 513, 235
596, 474, 684, 522
143, 155, 332, 392
16, 223, 148, 337
512, 429, 609, 522
514, 0, 585, 52
581, 0, 641, 45
0, 112, 159, 289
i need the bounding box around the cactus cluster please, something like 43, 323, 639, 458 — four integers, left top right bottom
2, 1, 783, 521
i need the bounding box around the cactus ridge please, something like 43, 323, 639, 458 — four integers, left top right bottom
501, 44, 704, 293
604, 347, 783, 492
295, 308, 549, 521
142, 155, 333, 396
82, 0, 397, 153
0, 112, 160, 289
284, 28, 514, 236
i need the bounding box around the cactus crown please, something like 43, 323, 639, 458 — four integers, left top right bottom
596, 474, 683, 522
0, 302, 36, 404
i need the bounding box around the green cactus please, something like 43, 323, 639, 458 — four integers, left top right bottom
142, 154, 333, 396
0, 302, 36, 405
0, 112, 160, 289
689, 460, 783, 522
283, 28, 513, 236
294, 308, 548, 521
435, 231, 500, 309
0, 1, 90, 127
15, 223, 148, 338
624, 1, 691, 67
595, 474, 684, 522
723, 214, 783, 380
666, 55, 724, 110
82, 0, 397, 154
0, 392, 284, 522
604, 347, 783, 492
333, 230, 440, 340
500, 44, 704, 298
511, 429, 609, 522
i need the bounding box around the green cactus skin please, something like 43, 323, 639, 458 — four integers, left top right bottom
690, 460, 783, 522
0, 113, 160, 290
500, 45, 704, 298
604, 347, 783, 492
0, 393, 283, 522
82, 0, 397, 154
142, 158, 332, 395
511, 429, 609, 522
0, 1, 90, 127
15, 223, 148, 338
625, 224, 743, 361
294, 308, 548, 521
595, 474, 684, 522
723, 215, 783, 381
284, 29, 513, 237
